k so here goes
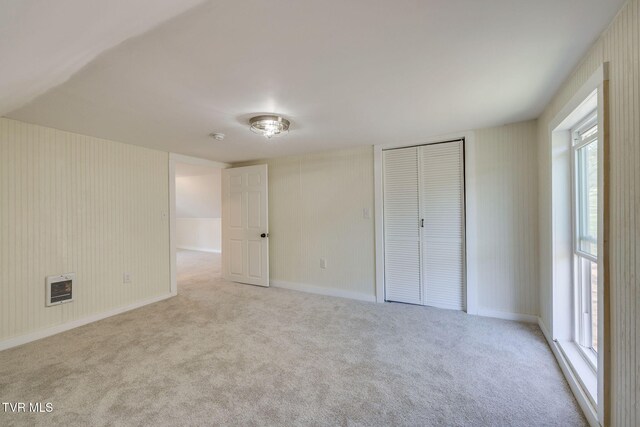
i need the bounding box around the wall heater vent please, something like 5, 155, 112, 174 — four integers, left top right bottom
46, 274, 75, 307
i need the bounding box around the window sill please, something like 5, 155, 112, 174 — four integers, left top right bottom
577, 344, 597, 371
557, 340, 597, 408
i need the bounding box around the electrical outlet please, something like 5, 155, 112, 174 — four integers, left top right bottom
123, 273, 132, 284
320, 258, 327, 269
363, 207, 371, 219
160, 210, 168, 220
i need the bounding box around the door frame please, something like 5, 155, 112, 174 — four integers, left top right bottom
373, 131, 478, 314
169, 153, 230, 295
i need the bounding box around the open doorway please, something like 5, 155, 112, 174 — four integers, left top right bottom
169, 154, 229, 294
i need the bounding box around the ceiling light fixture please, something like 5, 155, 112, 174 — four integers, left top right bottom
209, 132, 225, 141
249, 115, 290, 139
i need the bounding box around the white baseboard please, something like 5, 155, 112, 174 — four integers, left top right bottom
537, 318, 599, 427
537, 316, 552, 342
270, 280, 376, 303
176, 246, 221, 253
0, 293, 174, 352
476, 308, 538, 323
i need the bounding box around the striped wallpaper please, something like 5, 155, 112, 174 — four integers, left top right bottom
239, 147, 377, 299
538, 0, 640, 424
475, 121, 539, 317
239, 125, 540, 318
0, 118, 171, 342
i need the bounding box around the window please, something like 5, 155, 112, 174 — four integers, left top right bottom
571, 109, 599, 363
550, 67, 607, 418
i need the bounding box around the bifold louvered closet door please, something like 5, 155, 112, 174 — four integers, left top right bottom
383, 140, 465, 310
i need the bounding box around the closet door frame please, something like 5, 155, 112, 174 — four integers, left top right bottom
374, 131, 479, 315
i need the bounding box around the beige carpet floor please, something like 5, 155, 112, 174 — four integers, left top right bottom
0, 250, 586, 426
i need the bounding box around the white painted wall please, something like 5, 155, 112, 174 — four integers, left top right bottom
175, 172, 221, 218
176, 218, 221, 253
175, 171, 221, 253
237, 147, 376, 301
474, 121, 539, 318
538, 0, 640, 423
0, 117, 170, 343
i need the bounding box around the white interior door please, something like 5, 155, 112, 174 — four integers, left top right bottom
383, 141, 465, 310
420, 141, 465, 310
222, 165, 269, 287
383, 147, 422, 304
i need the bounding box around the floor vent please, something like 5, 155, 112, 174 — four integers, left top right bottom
46, 274, 75, 307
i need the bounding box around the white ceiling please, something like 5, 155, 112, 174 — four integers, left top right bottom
3, 0, 625, 163
0, 0, 205, 116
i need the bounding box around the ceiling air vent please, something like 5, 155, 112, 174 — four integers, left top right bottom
45, 274, 75, 307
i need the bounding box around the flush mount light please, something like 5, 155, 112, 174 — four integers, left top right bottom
209, 132, 225, 141
249, 115, 290, 139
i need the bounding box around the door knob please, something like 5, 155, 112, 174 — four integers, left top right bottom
261, 233, 269, 238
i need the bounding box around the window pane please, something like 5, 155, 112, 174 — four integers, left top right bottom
577, 140, 598, 257
577, 256, 598, 354
591, 261, 598, 352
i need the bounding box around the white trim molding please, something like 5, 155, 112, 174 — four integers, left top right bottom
549, 64, 609, 132
538, 318, 599, 427
373, 130, 478, 315
476, 308, 538, 323
0, 293, 174, 352
271, 280, 376, 303
176, 246, 221, 254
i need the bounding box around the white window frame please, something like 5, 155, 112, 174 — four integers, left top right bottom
570, 109, 598, 371
547, 63, 608, 426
